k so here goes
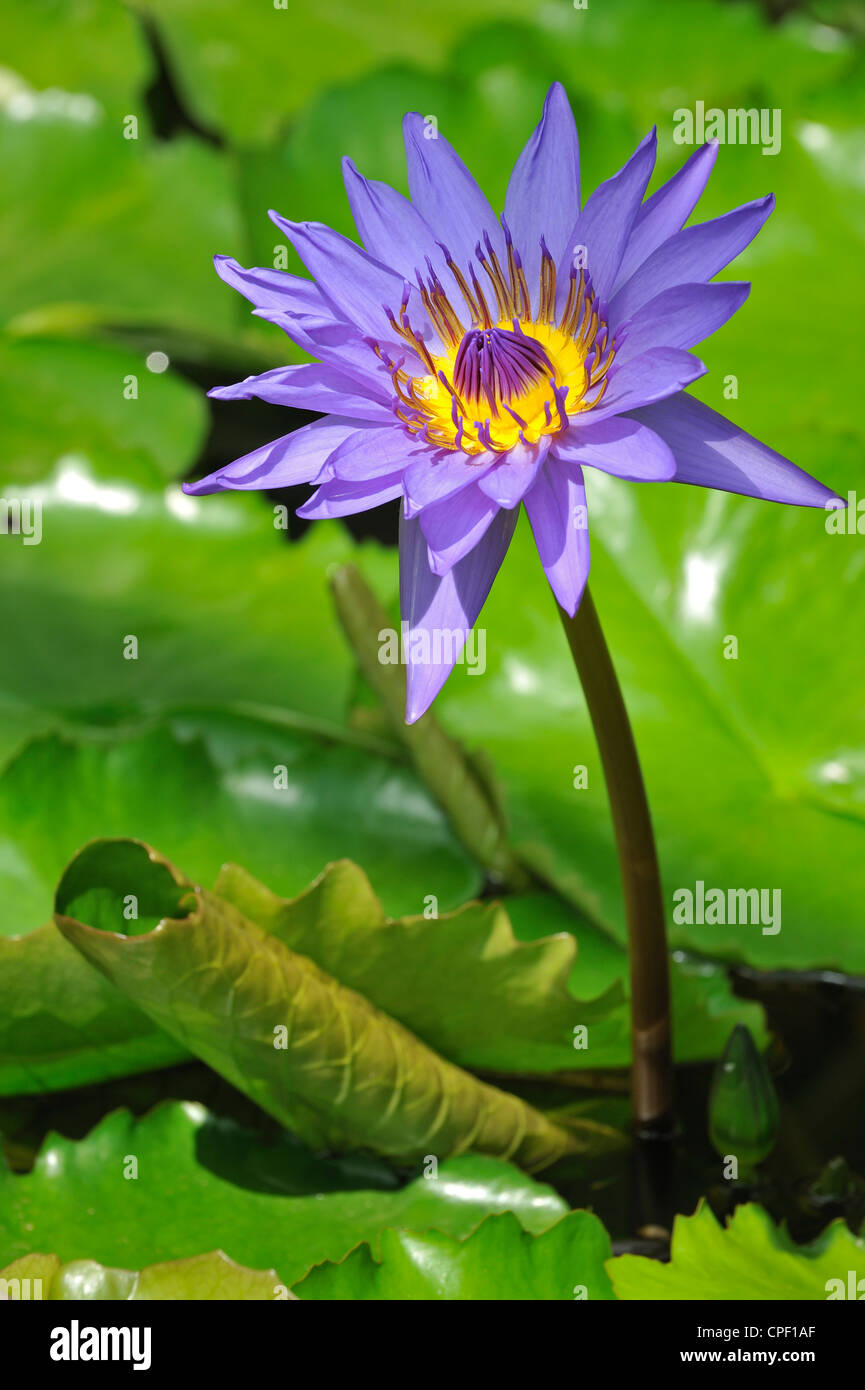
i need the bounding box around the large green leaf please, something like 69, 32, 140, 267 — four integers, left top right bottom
0, 1102, 569, 1287
0, 715, 480, 1095
0, 719, 477, 930
0, 1250, 285, 1301
0, 483, 374, 731
295, 1210, 615, 1300
214, 859, 620, 1075
55, 840, 586, 1168
608, 1201, 865, 1300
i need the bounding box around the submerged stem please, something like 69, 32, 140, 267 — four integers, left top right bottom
559, 585, 673, 1130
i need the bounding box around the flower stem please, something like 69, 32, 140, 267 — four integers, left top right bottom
558, 585, 673, 1131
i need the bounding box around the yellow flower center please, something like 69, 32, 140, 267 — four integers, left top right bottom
375, 233, 617, 454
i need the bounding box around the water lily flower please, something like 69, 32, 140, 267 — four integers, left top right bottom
186, 82, 842, 722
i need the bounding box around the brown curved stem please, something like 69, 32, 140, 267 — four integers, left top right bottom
558, 585, 673, 1131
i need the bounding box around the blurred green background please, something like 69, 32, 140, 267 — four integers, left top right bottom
0, 0, 864, 1288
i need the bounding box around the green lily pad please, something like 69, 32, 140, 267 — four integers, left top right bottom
0, 710, 481, 1096
0, 481, 375, 731
608, 1200, 865, 1300
0, 1101, 570, 1288
54, 840, 585, 1168
215, 859, 620, 1075
0, 719, 477, 932
295, 1209, 615, 1300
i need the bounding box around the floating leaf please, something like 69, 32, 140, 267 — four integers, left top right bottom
422, 490, 864, 975
0, 1102, 569, 1287
216, 858, 620, 1076
0, 486, 368, 734
607, 1201, 865, 1300
55, 841, 588, 1169
0, 713, 480, 1096
295, 1210, 615, 1300
2, 0, 155, 128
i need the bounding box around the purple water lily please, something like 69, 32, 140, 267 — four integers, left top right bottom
186, 82, 840, 723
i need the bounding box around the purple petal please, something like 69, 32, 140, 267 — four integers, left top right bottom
628, 393, 844, 508
615, 281, 750, 366
297, 470, 404, 519
255, 308, 414, 395
342, 157, 451, 285
214, 255, 329, 316
552, 416, 676, 481
579, 347, 706, 423
610, 195, 774, 324
613, 142, 718, 291
269, 212, 425, 341
182, 417, 358, 496
403, 112, 506, 270
209, 362, 392, 420
524, 460, 590, 617
504, 82, 580, 306
477, 436, 551, 508
558, 129, 656, 310
419, 482, 500, 574
402, 448, 496, 517
327, 424, 422, 481
399, 507, 517, 722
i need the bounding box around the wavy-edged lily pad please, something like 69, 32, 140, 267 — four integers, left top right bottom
0, 1101, 569, 1288
216, 859, 621, 1076
295, 1209, 615, 1300
54, 840, 594, 1168
0, 713, 481, 1094
608, 1200, 865, 1300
